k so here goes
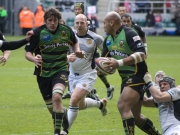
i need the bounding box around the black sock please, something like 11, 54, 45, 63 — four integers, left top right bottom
139, 118, 161, 135
52, 112, 64, 134
98, 74, 110, 88
122, 117, 135, 135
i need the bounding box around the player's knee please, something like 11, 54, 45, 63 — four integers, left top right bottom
52, 86, 64, 96
117, 100, 130, 112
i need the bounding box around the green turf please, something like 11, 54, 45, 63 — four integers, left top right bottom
0, 35, 180, 135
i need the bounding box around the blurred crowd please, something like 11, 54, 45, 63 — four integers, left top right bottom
1, 0, 180, 36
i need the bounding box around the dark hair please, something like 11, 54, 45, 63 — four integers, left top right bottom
121, 13, 132, 20
74, 2, 84, 14
44, 7, 62, 22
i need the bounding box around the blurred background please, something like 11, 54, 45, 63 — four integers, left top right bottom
0, 0, 180, 36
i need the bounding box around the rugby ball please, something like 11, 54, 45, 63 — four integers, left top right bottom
95, 57, 116, 75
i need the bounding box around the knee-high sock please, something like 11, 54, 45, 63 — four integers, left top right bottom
98, 74, 110, 88
85, 98, 101, 109
52, 112, 64, 134
122, 117, 135, 135
139, 118, 161, 135
67, 106, 79, 130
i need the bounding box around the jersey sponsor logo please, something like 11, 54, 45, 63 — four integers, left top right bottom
44, 42, 70, 49
60, 75, 68, 83
137, 43, 143, 48
42, 34, 52, 41
133, 36, 140, 42
82, 83, 87, 87
109, 50, 129, 58
86, 39, 92, 44
112, 46, 117, 50
61, 31, 68, 39
126, 78, 133, 84
106, 40, 111, 46
119, 40, 124, 47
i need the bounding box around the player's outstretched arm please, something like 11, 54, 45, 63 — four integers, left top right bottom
143, 73, 172, 102
0, 30, 33, 50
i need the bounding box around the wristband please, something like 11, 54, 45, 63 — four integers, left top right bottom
117, 59, 124, 66
0, 40, 3, 47
144, 43, 147, 47
146, 81, 153, 90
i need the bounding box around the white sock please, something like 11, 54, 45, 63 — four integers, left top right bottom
67, 106, 79, 130
85, 98, 101, 109
107, 86, 112, 91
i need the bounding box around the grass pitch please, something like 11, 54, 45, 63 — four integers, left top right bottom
0, 35, 180, 135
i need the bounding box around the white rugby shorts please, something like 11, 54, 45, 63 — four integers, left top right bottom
69, 69, 97, 94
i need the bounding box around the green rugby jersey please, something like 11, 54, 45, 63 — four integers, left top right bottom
102, 26, 147, 80
25, 24, 77, 77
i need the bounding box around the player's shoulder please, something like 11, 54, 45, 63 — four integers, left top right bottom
87, 30, 103, 39
123, 25, 138, 36
33, 24, 46, 34
123, 25, 135, 32
168, 87, 180, 92
132, 24, 141, 29
89, 31, 104, 43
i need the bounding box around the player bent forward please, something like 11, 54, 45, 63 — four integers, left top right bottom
143, 73, 180, 135
60, 14, 108, 135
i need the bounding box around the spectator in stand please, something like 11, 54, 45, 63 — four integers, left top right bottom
135, 0, 148, 13
124, 0, 131, 13
171, 0, 179, 23
130, 0, 138, 13
89, 0, 99, 13
61, 0, 74, 12
0, 6, 7, 33
174, 6, 180, 27
155, 11, 162, 23
166, 0, 172, 13
19, 6, 34, 35
174, 6, 180, 35
145, 10, 155, 27
34, 5, 45, 28
88, 14, 99, 33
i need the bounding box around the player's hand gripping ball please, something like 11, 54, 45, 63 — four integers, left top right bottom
95, 57, 116, 75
